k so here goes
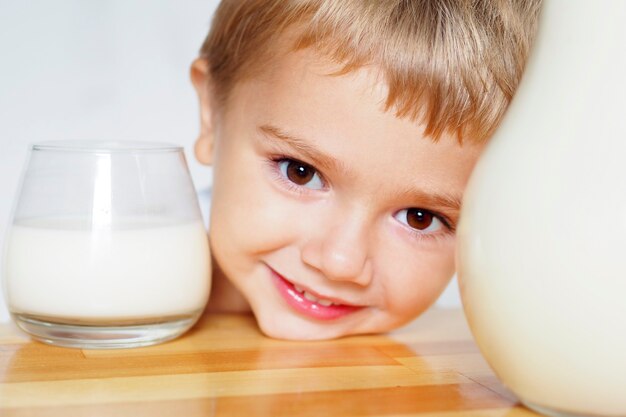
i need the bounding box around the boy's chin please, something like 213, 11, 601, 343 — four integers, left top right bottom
253, 310, 358, 341
251, 308, 403, 341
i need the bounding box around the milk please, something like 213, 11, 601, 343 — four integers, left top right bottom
456, 1, 626, 415
4, 218, 210, 322
458, 241, 626, 415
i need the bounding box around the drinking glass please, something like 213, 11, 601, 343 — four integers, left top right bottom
2, 141, 211, 349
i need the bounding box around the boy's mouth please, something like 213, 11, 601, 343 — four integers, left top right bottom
268, 267, 364, 320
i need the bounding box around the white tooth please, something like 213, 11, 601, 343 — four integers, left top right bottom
318, 299, 333, 307
303, 291, 318, 302
294, 285, 304, 293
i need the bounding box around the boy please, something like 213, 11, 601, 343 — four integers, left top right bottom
190, 0, 540, 340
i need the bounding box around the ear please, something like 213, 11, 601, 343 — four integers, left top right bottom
190, 58, 216, 165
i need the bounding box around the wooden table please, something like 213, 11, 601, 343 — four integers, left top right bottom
0, 308, 542, 416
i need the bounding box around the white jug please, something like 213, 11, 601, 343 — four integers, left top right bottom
457, 1, 626, 416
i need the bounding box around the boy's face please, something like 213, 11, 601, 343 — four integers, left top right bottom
193, 50, 483, 340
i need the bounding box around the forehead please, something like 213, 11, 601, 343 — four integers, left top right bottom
223, 49, 484, 193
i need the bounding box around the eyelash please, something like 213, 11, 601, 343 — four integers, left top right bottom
266, 154, 455, 242
267, 155, 328, 195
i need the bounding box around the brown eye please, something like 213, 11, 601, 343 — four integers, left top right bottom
406, 208, 434, 230
286, 161, 314, 185
278, 159, 323, 189
394, 208, 447, 235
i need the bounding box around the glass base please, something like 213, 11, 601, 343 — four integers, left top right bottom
524, 400, 613, 417
12, 312, 202, 349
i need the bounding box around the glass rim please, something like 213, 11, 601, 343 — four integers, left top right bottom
31, 140, 183, 153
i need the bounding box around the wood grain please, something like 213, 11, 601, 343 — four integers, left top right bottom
0, 309, 542, 417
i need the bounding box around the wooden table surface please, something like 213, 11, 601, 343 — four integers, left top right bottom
0, 308, 543, 417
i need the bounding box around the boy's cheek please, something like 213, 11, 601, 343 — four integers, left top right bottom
209, 189, 301, 256
387, 256, 455, 316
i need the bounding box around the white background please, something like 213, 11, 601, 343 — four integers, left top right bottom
0, 1, 460, 322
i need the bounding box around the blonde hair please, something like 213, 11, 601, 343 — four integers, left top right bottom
200, 0, 541, 143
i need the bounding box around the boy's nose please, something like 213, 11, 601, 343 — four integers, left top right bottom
301, 215, 373, 286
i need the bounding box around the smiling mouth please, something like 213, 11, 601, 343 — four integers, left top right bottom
269, 267, 364, 321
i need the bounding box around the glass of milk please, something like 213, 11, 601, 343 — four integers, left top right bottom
2, 141, 211, 349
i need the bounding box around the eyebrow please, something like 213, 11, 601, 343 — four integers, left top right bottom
257, 124, 346, 174
392, 187, 463, 217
